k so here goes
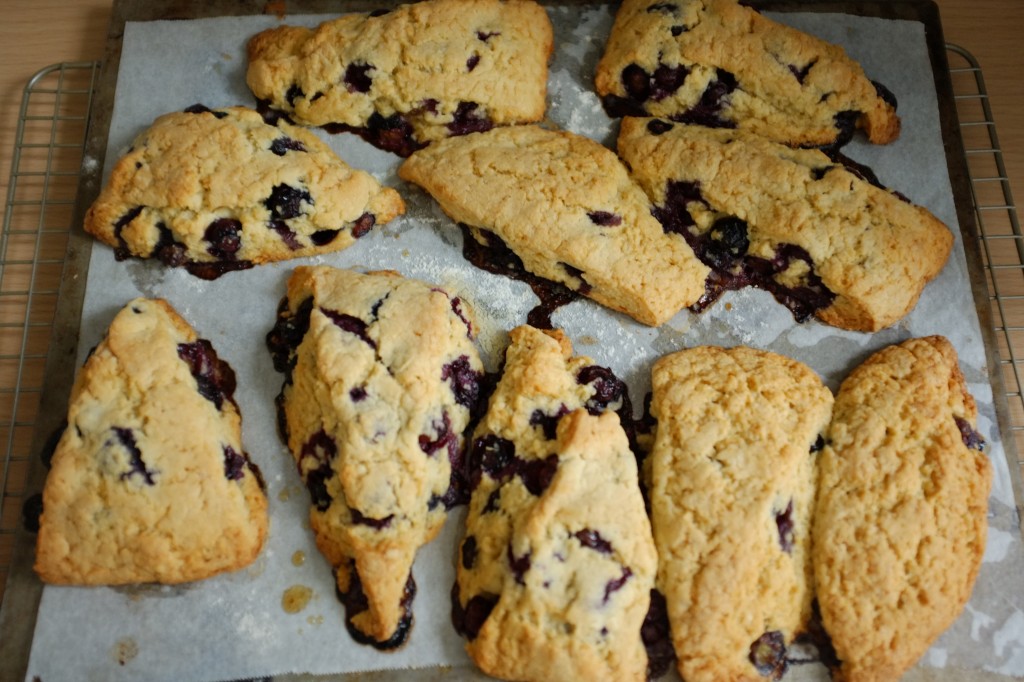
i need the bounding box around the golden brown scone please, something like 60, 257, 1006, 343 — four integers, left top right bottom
266, 266, 484, 648
246, 0, 553, 155
596, 0, 899, 146
454, 325, 656, 681
815, 336, 992, 682
84, 105, 404, 279
399, 125, 710, 327
647, 345, 832, 682
618, 117, 952, 331
35, 298, 268, 585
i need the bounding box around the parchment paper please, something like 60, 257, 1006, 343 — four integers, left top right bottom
25, 5, 1024, 681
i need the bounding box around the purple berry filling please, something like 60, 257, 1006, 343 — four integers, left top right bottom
459, 224, 580, 329
324, 112, 426, 157
419, 411, 457, 457
267, 296, 313, 378
223, 445, 248, 481
452, 586, 498, 641
775, 499, 795, 554
114, 427, 157, 485
285, 84, 305, 107
955, 416, 985, 451
300, 429, 337, 512
112, 206, 144, 259
749, 630, 788, 679
448, 101, 493, 136
647, 2, 678, 11
476, 30, 500, 41
789, 60, 816, 85
442, 355, 482, 410
574, 528, 614, 554
472, 434, 517, 486
350, 507, 394, 529
529, 404, 570, 440
577, 365, 626, 415
265, 184, 313, 220
321, 308, 376, 349
588, 211, 623, 227
183, 104, 228, 119
652, 181, 836, 321
872, 80, 898, 110
337, 563, 416, 649
270, 136, 307, 156
177, 340, 238, 411
461, 535, 478, 569
352, 212, 376, 239
344, 62, 374, 94
810, 435, 825, 453
270, 220, 303, 250
507, 545, 532, 585
642, 589, 676, 679
350, 386, 368, 402
153, 222, 189, 268
310, 229, 341, 246
670, 68, 738, 128
467, 53, 481, 72
603, 566, 633, 604
204, 218, 242, 260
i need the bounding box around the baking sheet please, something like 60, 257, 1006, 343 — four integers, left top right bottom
23, 4, 1024, 681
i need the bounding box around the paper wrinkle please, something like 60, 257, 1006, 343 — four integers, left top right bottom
25, 6, 1024, 682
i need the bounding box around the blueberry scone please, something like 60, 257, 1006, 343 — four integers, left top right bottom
266, 265, 485, 648
618, 118, 952, 331
84, 105, 405, 279
595, 0, 899, 147
647, 345, 833, 682
815, 336, 991, 682
34, 298, 267, 585
399, 125, 710, 327
453, 325, 656, 681
246, 0, 553, 156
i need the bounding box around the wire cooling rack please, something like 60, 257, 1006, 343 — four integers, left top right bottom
0, 46, 1021, 617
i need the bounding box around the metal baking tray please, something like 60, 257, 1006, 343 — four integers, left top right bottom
1, 1, 1022, 680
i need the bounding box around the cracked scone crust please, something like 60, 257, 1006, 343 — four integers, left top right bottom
618, 117, 952, 331
453, 325, 656, 682
84, 105, 404, 279
814, 336, 992, 682
648, 345, 832, 682
34, 298, 268, 585
246, 0, 553, 155
595, 0, 899, 146
399, 125, 709, 327
266, 266, 484, 648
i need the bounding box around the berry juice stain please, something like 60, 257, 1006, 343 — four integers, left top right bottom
282, 584, 314, 614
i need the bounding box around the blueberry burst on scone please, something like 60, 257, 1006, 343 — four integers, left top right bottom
266, 266, 485, 648
647, 345, 833, 682
617, 118, 952, 331
246, 0, 553, 156
84, 105, 404, 279
596, 0, 900, 147
815, 336, 991, 682
453, 325, 657, 681
34, 298, 268, 585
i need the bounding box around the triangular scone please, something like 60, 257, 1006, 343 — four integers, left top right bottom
84, 105, 404, 279
453, 325, 656, 681
647, 346, 833, 682
35, 298, 268, 585
398, 125, 709, 326
596, 0, 899, 146
246, 0, 553, 155
618, 118, 952, 331
267, 266, 485, 648
815, 336, 991, 681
